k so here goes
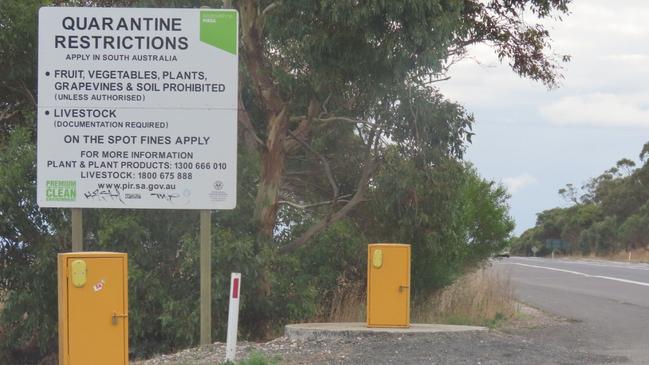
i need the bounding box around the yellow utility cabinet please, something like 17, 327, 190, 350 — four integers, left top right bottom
367, 244, 411, 328
58, 252, 128, 365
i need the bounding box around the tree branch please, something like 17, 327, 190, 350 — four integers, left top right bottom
278, 194, 352, 210
287, 129, 339, 202
279, 156, 378, 254
0, 106, 19, 123
407, 87, 420, 142
261, 1, 281, 17
285, 169, 319, 176
20, 81, 36, 108
317, 116, 370, 125
423, 75, 451, 85
319, 94, 332, 117
284, 98, 318, 153
289, 115, 371, 126
238, 92, 265, 150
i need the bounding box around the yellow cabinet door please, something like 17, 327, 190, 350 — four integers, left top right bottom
367, 244, 410, 327
59, 253, 128, 365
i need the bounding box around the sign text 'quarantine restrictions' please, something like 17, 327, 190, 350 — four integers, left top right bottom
37, 7, 238, 209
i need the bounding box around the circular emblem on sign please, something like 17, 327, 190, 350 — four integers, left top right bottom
213, 181, 224, 191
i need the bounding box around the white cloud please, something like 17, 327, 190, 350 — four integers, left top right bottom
539, 93, 649, 128
440, 0, 649, 233
607, 54, 649, 63
503, 174, 538, 194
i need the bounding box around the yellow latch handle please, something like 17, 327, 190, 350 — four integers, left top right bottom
399, 285, 409, 292
70, 260, 87, 288
112, 312, 128, 325
372, 249, 383, 268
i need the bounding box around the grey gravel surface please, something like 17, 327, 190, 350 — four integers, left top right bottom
135, 257, 647, 365
135, 310, 628, 365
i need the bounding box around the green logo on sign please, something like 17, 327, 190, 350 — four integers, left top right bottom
46, 180, 76, 201
200, 10, 238, 55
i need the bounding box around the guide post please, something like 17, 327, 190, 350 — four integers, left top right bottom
225, 272, 241, 361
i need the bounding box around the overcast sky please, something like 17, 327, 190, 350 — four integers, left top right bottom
439, 0, 649, 234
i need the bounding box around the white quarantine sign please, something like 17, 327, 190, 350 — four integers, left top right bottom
37, 7, 238, 209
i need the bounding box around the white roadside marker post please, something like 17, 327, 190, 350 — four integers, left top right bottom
225, 273, 241, 362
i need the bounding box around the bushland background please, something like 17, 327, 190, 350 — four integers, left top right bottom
0, 0, 572, 363
512, 143, 649, 259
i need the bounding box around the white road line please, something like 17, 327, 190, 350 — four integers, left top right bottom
511, 263, 649, 287
515, 257, 649, 271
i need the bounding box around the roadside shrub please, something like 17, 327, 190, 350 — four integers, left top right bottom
0, 131, 513, 364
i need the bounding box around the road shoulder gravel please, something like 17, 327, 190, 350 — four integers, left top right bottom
134, 303, 628, 365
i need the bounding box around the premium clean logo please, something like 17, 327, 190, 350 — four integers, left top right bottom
46, 180, 76, 201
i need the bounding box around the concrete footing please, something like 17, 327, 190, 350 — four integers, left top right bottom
285, 322, 487, 341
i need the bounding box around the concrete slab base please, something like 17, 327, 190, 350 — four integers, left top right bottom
285, 322, 487, 341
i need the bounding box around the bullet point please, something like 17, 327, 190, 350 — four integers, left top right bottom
45, 110, 50, 115
45, 71, 50, 76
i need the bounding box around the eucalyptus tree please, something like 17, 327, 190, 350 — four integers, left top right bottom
236, 0, 571, 249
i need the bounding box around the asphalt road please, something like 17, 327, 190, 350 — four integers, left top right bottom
495, 256, 649, 364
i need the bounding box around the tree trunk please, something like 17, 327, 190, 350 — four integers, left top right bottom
254, 107, 288, 239
240, 0, 289, 240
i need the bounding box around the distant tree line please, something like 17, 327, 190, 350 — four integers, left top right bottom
512, 142, 649, 256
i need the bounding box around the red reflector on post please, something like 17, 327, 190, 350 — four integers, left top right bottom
226, 273, 241, 362
232, 278, 239, 299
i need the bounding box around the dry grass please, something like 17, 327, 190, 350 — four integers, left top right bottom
561, 247, 649, 263
604, 248, 649, 263
319, 280, 366, 323
411, 267, 516, 328
321, 266, 516, 328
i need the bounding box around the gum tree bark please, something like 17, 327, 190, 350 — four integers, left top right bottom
240, 0, 289, 239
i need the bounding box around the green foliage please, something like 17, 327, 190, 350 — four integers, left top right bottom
461, 177, 513, 264
264, 0, 570, 94
288, 220, 366, 317
0, 0, 42, 90
485, 312, 507, 329
265, 1, 463, 91
619, 208, 649, 250
364, 150, 513, 295
0, 0, 50, 136
0, 133, 513, 363
242, 0, 568, 241
513, 141, 649, 256
640, 142, 649, 162
0, 126, 66, 364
